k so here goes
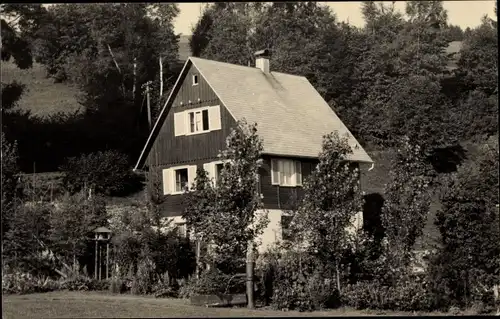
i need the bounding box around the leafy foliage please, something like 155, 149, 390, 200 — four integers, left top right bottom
380, 137, 433, 283
1, 4, 47, 69
2, 271, 59, 295
60, 150, 143, 196
430, 138, 499, 308
183, 120, 267, 273
185, 268, 246, 296
290, 132, 363, 290
2, 202, 53, 276
24, 3, 181, 168
341, 277, 435, 312
48, 191, 108, 267
1, 132, 21, 234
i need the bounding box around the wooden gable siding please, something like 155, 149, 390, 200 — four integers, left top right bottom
155, 159, 213, 217
147, 63, 237, 168
155, 156, 320, 217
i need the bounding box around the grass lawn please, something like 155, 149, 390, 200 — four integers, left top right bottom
2, 291, 456, 318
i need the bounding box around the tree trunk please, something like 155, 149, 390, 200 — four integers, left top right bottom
195, 239, 201, 279
159, 55, 163, 100
246, 242, 255, 309
335, 260, 341, 293
133, 57, 137, 104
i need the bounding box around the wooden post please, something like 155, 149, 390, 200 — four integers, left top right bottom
99, 246, 102, 280
94, 240, 98, 280
246, 242, 255, 309
195, 239, 201, 279
106, 242, 110, 280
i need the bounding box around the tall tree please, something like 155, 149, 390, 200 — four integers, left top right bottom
1, 4, 47, 69
431, 137, 499, 306
32, 3, 180, 160
290, 132, 363, 291
451, 15, 498, 142
183, 120, 267, 274
380, 137, 433, 283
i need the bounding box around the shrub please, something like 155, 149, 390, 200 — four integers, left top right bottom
60, 150, 143, 197
109, 278, 128, 294
2, 271, 60, 295
177, 277, 191, 299
183, 269, 246, 298
152, 271, 180, 298
261, 249, 339, 312
131, 253, 156, 295
341, 278, 435, 312
430, 141, 499, 309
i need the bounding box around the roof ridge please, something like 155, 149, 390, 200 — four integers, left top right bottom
189, 56, 307, 79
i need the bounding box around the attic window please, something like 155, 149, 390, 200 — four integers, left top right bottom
192, 74, 199, 86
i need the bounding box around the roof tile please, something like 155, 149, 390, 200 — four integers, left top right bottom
190, 57, 372, 163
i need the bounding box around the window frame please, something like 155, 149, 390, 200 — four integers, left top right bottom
214, 162, 224, 187
271, 158, 302, 187
186, 106, 211, 135
173, 167, 189, 194
176, 222, 188, 237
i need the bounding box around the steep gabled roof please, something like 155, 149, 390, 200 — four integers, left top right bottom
134, 57, 372, 170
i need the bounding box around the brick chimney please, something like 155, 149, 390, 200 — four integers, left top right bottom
254, 49, 270, 73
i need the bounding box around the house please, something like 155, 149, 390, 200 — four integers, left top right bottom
133, 50, 373, 252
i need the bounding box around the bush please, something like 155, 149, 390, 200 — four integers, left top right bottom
60, 150, 143, 197
341, 278, 435, 312
2, 271, 59, 295
131, 254, 156, 295
183, 269, 246, 298
109, 278, 127, 294
258, 248, 339, 312
151, 271, 180, 298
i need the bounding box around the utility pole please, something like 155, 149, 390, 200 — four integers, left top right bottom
142, 81, 153, 130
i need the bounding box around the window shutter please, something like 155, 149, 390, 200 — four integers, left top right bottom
208, 105, 221, 131
295, 161, 302, 186
174, 111, 186, 136
162, 169, 172, 195
203, 163, 214, 186
188, 165, 198, 190
271, 159, 279, 185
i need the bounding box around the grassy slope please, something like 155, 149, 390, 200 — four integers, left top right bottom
1, 60, 82, 117
1, 291, 454, 318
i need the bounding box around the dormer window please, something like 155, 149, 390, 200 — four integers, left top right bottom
192, 74, 199, 86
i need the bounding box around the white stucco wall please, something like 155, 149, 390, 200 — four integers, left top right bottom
160, 209, 364, 254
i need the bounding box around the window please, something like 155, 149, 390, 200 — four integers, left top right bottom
174, 106, 221, 137
271, 159, 302, 187
188, 109, 209, 133
176, 222, 187, 237
215, 163, 224, 186
175, 168, 189, 193
281, 215, 293, 241
163, 165, 197, 195
192, 74, 198, 85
